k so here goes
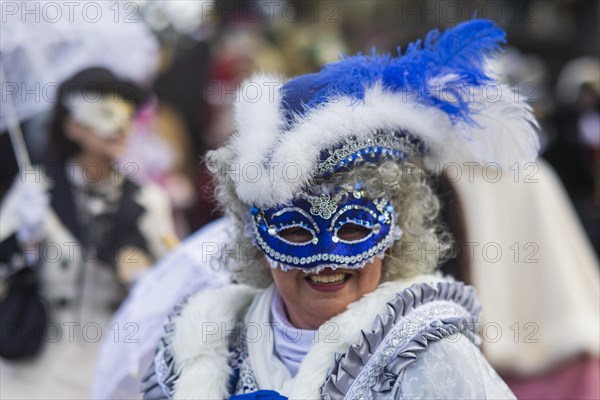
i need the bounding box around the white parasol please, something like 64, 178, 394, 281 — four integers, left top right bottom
0, 0, 159, 167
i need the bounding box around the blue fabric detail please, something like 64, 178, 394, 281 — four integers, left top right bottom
253, 193, 396, 270
230, 390, 288, 400
279, 19, 505, 125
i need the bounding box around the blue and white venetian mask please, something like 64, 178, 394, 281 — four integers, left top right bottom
250, 184, 403, 272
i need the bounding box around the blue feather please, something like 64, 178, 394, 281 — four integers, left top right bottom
304, 19, 506, 124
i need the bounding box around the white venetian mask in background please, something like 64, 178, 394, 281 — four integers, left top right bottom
65, 92, 135, 138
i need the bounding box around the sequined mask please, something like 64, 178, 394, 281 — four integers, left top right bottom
250, 185, 402, 272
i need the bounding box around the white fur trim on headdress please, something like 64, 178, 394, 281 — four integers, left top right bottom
223, 76, 538, 208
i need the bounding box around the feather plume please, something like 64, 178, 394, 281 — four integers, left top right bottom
306, 19, 506, 124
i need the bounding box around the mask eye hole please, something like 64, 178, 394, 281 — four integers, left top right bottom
278, 227, 314, 244
337, 224, 371, 242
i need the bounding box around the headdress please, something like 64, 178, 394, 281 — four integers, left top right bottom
211, 19, 539, 272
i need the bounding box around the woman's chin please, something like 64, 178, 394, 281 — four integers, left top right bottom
299, 275, 358, 320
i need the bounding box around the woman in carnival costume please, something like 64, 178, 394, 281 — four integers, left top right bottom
142, 19, 538, 399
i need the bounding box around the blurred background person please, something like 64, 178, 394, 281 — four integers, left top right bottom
0, 67, 177, 399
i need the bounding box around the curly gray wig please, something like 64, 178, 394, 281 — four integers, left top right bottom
206, 144, 452, 288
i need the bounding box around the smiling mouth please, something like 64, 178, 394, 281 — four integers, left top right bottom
306, 273, 351, 285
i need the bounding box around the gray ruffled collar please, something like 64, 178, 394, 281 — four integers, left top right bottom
322, 281, 481, 399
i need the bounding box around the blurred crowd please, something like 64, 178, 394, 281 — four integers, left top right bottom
2, 0, 599, 243
0, 0, 598, 399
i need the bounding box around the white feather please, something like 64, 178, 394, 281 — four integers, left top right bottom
231, 73, 286, 205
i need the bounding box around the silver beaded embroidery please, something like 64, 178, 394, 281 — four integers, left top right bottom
333, 220, 377, 245
373, 198, 388, 214
306, 193, 341, 219
314, 132, 414, 176
345, 301, 471, 399
255, 221, 397, 267
261, 226, 404, 273
272, 207, 321, 233
328, 204, 380, 232
273, 223, 319, 246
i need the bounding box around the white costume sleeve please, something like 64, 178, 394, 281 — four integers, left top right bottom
0, 172, 50, 244
395, 333, 515, 399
